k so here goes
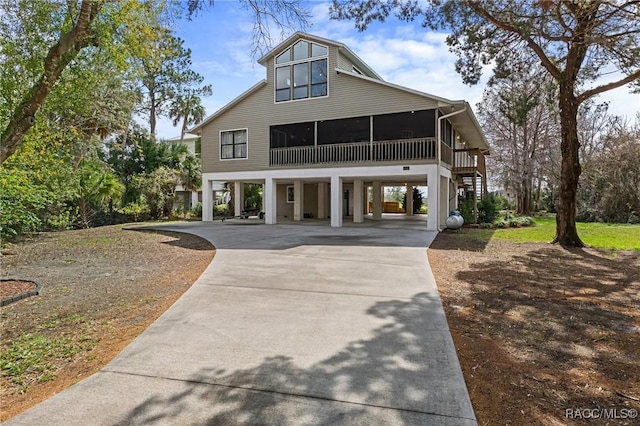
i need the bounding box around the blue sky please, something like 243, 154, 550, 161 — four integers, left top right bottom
155, 0, 640, 139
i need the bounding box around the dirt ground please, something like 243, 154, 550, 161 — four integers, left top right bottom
429, 229, 640, 425
0, 225, 214, 421
3, 225, 639, 424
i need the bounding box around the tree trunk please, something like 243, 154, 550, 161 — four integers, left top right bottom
554, 84, 584, 246
0, 0, 100, 164
150, 92, 157, 141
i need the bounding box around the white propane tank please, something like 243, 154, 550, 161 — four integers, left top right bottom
445, 213, 464, 229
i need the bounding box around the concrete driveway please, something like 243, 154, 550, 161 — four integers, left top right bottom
5, 221, 476, 425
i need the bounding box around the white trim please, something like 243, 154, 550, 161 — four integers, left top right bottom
219, 128, 249, 161
258, 32, 382, 80
202, 163, 445, 182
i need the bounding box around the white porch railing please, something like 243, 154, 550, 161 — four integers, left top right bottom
269, 138, 448, 167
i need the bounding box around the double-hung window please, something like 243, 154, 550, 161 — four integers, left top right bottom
220, 129, 247, 160
275, 40, 328, 103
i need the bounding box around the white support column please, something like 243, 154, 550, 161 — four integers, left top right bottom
440, 175, 449, 229
264, 178, 277, 225
293, 180, 304, 221
330, 175, 343, 227
372, 181, 382, 220
191, 191, 199, 210
202, 180, 213, 222
317, 182, 327, 219
234, 182, 244, 216
406, 184, 414, 216
427, 168, 439, 231
363, 185, 368, 215
353, 179, 363, 223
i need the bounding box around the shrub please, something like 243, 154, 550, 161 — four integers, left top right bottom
459, 198, 475, 224
520, 216, 535, 226
478, 193, 499, 224
214, 203, 229, 217
508, 218, 522, 227
118, 202, 147, 222
190, 202, 203, 218
0, 170, 49, 241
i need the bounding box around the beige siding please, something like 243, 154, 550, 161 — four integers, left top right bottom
337, 50, 355, 71
276, 184, 293, 218
202, 40, 439, 174
303, 183, 318, 217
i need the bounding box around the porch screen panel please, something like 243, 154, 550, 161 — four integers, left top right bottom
317, 116, 370, 145
270, 122, 315, 148
373, 109, 435, 141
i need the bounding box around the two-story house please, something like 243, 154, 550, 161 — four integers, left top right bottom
190, 32, 489, 231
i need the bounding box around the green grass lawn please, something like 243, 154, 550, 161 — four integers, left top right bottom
491, 217, 640, 250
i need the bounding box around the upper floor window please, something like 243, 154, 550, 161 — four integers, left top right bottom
220, 129, 247, 160
275, 40, 328, 103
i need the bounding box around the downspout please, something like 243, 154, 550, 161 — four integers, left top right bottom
436, 105, 466, 230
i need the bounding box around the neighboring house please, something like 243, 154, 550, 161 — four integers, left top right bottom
190, 32, 489, 230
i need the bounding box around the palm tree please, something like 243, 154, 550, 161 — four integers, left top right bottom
169, 93, 208, 142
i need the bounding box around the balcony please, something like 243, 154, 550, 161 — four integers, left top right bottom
269, 138, 450, 167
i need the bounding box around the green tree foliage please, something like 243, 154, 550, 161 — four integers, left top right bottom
0, 122, 80, 240
0, 169, 49, 240
131, 166, 180, 219
169, 93, 208, 141
0, 0, 167, 163
403, 187, 424, 214
244, 184, 263, 210
478, 193, 499, 224
331, 0, 640, 246
134, 29, 212, 139
104, 130, 200, 219
76, 159, 124, 228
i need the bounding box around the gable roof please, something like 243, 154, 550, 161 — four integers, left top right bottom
166, 133, 199, 142
190, 32, 488, 152
257, 31, 383, 80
